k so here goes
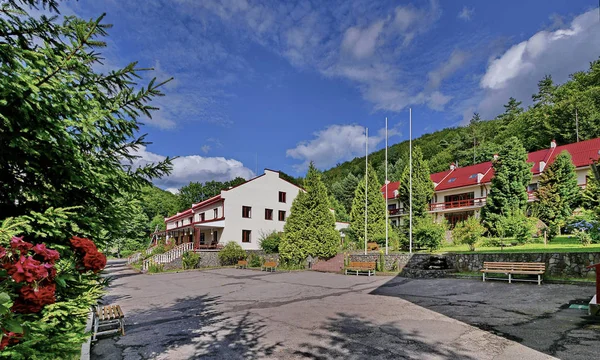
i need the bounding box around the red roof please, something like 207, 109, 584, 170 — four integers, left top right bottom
433, 162, 493, 191
164, 208, 193, 222
380, 181, 400, 199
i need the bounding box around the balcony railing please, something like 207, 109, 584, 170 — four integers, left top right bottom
429, 197, 486, 212
388, 208, 406, 216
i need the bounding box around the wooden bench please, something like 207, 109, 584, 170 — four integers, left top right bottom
92, 304, 125, 341
237, 260, 248, 269
262, 261, 277, 272
480, 262, 546, 285
367, 242, 379, 251
345, 261, 376, 276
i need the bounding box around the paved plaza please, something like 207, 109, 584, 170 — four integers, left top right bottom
92, 260, 598, 359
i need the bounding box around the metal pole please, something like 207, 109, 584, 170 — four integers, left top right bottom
385, 117, 389, 255
409, 108, 413, 254
576, 108, 579, 142
365, 128, 368, 255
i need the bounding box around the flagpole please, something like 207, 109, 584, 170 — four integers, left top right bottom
409, 108, 413, 254
364, 127, 368, 255
385, 117, 389, 255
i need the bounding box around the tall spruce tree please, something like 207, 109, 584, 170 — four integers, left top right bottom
581, 170, 600, 210
535, 151, 579, 236
332, 172, 360, 212
481, 137, 532, 229
398, 146, 434, 218
280, 162, 338, 264
349, 162, 387, 244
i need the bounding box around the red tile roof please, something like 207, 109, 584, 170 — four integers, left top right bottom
380, 181, 400, 199
433, 162, 493, 191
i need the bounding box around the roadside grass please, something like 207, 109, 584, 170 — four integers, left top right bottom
435, 236, 600, 254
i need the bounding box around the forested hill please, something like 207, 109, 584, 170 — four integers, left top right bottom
322, 59, 600, 190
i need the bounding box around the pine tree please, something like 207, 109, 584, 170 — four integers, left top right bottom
280, 162, 339, 264
332, 172, 360, 213
398, 147, 434, 218
329, 195, 350, 222
349, 162, 387, 245
481, 137, 532, 230
581, 170, 600, 210
535, 151, 579, 236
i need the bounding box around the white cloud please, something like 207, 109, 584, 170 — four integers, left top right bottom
428, 91, 452, 111
286, 124, 399, 170
341, 21, 384, 59
458, 7, 474, 21
427, 50, 469, 89
126, 145, 255, 190
393, 0, 442, 46
201, 145, 211, 154
476, 8, 600, 118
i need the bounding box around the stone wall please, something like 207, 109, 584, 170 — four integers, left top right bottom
165, 250, 281, 270
348, 252, 599, 277
446, 252, 600, 278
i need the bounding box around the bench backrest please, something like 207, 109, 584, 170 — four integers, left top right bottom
238, 260, 248, 265
348, 261, 376, 270
263, 261, 277, 267
483, 262, 545, 271
367, 242, 379, 249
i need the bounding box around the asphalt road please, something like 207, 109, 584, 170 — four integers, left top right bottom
91, 260, 593, 359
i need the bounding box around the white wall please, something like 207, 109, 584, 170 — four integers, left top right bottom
194, 201, 224, 222
220, 170, 302, 250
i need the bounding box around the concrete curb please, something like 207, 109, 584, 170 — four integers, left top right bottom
80, 308, 94, 360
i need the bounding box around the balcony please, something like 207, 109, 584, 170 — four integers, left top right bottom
388, 208, 406, 216
429, 197, 486, 212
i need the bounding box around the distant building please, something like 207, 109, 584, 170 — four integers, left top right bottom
383, 138, 600, 227
157, 169, 348, 250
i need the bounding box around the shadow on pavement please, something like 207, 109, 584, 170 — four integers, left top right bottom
370, 276, 600, 360
293, 312, 477, 360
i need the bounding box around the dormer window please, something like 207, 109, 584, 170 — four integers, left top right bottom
448, 178, 456, 183
469, 174, 477, 179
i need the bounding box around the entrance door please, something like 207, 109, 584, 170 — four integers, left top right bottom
200, 232, 205, 245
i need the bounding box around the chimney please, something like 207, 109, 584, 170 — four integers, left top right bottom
550, 140, 557, 148
450, 163, 456, 170
539, 161, 546, 172
493, 154, 499, 161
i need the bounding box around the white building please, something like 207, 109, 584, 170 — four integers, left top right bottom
161, 169, 348, 250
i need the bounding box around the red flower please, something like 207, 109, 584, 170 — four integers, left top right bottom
0, 331, 21, 350
0, 247, 5, 259
82, 251, 107, 273
70, 236, 98, 254
6, 256, 48, 283
11, 298, 43, 314
32, 243, 60, 263
10, 236, 32, 254
19, 283, 56, 306
43, 263, 57, 280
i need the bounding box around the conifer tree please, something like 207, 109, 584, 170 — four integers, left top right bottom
331, 172, 360, 212
280, 162, 338, 264
535, 151, 579, 236
350, 162, 387, 244
481, 137, 532, 230
581, 170, 600, 210
398, 147, 434, 218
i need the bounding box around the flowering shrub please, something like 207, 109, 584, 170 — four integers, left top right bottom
70, 237, 107, 273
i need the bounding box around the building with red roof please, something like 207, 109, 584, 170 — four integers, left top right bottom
383, 138, 600, 227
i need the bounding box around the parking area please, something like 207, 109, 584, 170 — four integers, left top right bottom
92, 260, 596, 359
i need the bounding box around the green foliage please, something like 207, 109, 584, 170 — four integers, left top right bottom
259, 231, 282, 254
349, 162, 387, 245
182, 251, 200, 270
398, 147, 435, 218
148, 263, 165, 273
496, 210, 537, 244
452, 216, 485, 251
581, 171, 600, 210
330, 173, 360, 213
177, 178, 246, 211
329, 195, 350, 222
248, 253, 263, 268
535, 151, 580, 239
481, 137, 532, 232
573, 229, 592, 246
218, 242, 247, 266
141, 186, 179, 223
280, 163, 339, 265
377, 251, 385, 272
404, 215, 447, 252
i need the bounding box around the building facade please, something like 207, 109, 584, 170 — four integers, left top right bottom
382, 138, 600, 227
160, 169, 348, 250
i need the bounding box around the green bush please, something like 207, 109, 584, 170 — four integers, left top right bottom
452, 216, 485, 252
248, 253, 263, 267
403, 215, 446, 252
148, 263, 164, 273
120, 249, 136, 258
574, 229, 592, 246
496, 210, 536, 244
377, 251, 385, 272
182, 251, 200, 270
259, 231, 282, 254
218, 242, 247, 265
479, 236, 502, 248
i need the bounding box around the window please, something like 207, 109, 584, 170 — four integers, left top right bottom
200, 212, 205, 222
213, 208, 218, 218
279, 191, 286, 203
242, 206, 252, 218
448, 178, 457, 183
265, 208, 273, 220
527, 183, 538, 192
176, 221, 179, 227
189, 217, 193, 224
278, 210, 286, 221
469, 174, 477, 179
242, 230, 251, 243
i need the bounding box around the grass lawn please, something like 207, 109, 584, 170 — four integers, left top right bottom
434, 236, 600, 254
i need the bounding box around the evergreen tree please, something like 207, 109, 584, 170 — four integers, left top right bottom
532, 75, 556, 107
398, 147, 434, 218
349, 162, 387, 245
581, 170, 600, 210
481, 137, 532, 230
535, 151, 579, 236
329, 195, 350, 222
280, 162, 338, 264
332, 172, 360, 212
390, 156, 406, 182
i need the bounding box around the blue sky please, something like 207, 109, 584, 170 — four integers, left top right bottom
58, 0, 600, 192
